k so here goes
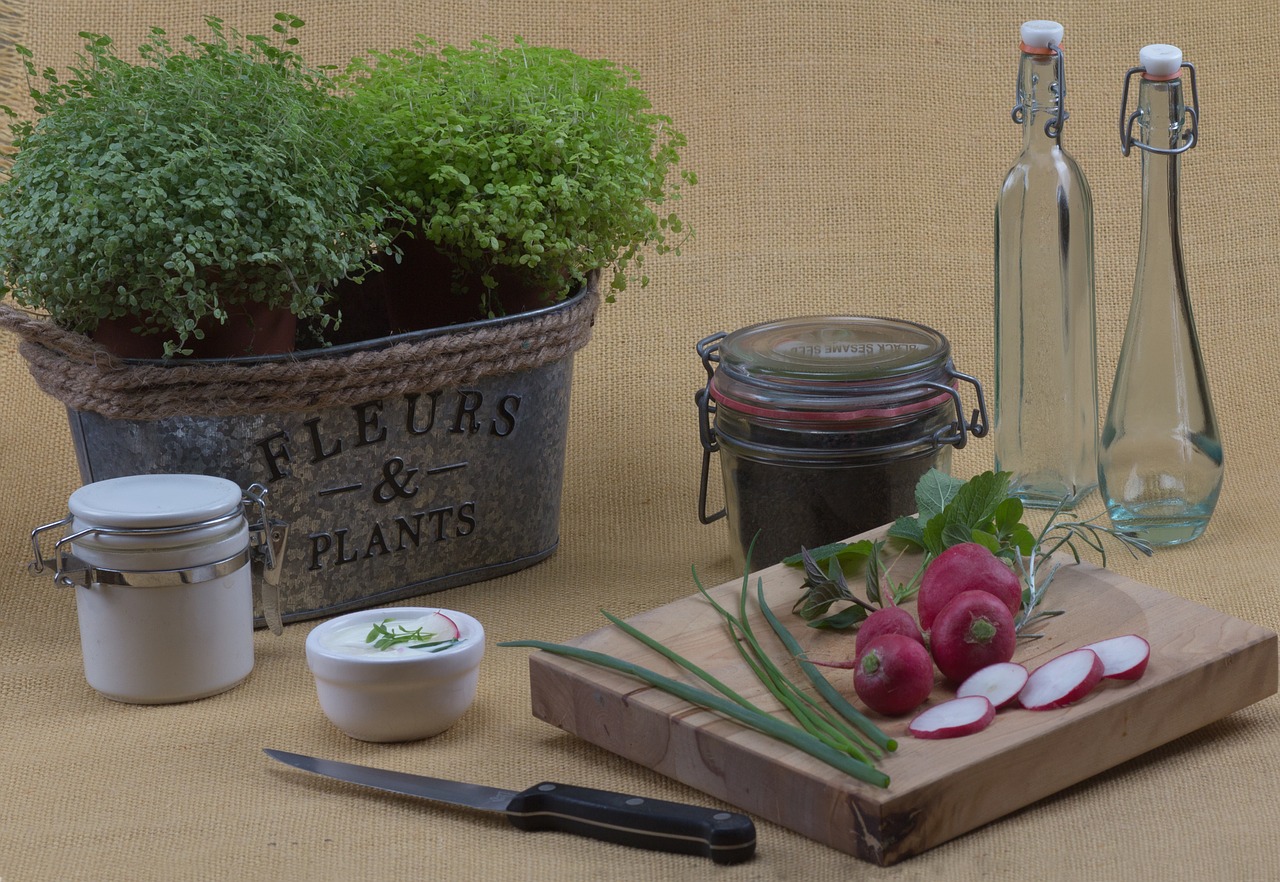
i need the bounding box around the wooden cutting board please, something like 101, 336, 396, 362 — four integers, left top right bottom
526, 543, 1278, 865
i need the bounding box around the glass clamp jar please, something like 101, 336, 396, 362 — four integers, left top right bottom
695, 316, 988, 569
29, 474, 290, 703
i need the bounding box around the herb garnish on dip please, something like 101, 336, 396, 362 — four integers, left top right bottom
317, 611, 463, 658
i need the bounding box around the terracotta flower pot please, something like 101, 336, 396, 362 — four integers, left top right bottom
381, 232, 564, 334
91, 301, 298, 359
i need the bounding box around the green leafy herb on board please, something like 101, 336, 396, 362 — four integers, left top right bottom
789, 470, 1152, 633
789, 540, 921, 630
885, 469, 1036, 559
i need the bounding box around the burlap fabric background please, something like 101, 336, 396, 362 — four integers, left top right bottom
2, 1, 1277, 880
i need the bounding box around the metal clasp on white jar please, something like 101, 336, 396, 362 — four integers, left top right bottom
29, 474, 290, 704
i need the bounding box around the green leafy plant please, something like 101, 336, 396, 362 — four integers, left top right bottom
343, 36, 695, 315
0, 13, 400, 356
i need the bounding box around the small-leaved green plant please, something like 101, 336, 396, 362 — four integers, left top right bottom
0, 13, 399, 356
343, 36, 695, 315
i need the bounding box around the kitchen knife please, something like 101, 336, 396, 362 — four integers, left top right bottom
264, 748, 756, 864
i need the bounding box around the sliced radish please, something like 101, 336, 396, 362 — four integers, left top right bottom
956, 662, 1029, 709
1018, 648, 1104, 710
422, 611, 462, 641
908, 696, 996, 739
1081, 634, 1150, 680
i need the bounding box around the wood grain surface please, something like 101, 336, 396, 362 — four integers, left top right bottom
527, 546, 1279, 864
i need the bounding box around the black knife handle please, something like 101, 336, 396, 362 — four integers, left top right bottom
504, 782, 756, 864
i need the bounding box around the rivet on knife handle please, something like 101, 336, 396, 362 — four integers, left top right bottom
505, 782, 756, 864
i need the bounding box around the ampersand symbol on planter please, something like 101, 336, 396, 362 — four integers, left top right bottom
373, 457, 419, 503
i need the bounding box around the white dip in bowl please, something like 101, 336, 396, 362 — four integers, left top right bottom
305, 607, 485, 742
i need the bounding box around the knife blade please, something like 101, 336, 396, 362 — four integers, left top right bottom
264, 748, 756, 864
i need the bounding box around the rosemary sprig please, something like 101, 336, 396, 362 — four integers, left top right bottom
1014, 502, 1153, 637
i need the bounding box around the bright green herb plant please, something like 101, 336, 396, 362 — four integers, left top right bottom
343, 36, 695, 315
0, 14, 399, 356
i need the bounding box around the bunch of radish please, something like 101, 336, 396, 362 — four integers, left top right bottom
831, 542, 1151, 739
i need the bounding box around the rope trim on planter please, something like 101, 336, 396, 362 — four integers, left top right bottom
0, 280, 600, 420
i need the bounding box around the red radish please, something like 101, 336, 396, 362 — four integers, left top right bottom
955, 662, 1029, 709
1018, 648, 1104, 710
908, 696, 996, 739
855, 606, 924, 658
852, 633, 935, 717
917, 542, 1023, 631
1081, 634, 1151, 681
928, 590, 1017, 683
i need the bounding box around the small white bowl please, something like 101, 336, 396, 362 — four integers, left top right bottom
305, 607, 485, 742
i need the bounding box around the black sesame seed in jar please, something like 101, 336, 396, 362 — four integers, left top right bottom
695, 316, 987, 569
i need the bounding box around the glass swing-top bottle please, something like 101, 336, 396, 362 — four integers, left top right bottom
1099, 44, 1223, 546
994, 20, 1099, 509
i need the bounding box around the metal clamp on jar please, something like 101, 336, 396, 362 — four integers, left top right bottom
30, 474, 289, 704
695, 316, 988, 569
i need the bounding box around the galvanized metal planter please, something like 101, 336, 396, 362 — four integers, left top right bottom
7, 285, 596, 627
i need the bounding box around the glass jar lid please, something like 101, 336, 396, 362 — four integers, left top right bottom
709, 316, 955, 418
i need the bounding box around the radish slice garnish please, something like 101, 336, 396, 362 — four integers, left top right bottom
422, 611, 462, 641
956, 662, 1029, 709
1018, 648, 1104, 710
908, 696, 996, 739
1081, 634, 1150, 680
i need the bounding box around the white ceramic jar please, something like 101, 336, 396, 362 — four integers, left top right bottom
306, 607, 485, 742
55, 474, 255, 703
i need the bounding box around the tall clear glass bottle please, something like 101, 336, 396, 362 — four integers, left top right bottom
994, 20, 1098, 509
1099, 44, 1223, 546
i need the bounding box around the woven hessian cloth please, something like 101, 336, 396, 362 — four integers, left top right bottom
2, 2, 1277, 880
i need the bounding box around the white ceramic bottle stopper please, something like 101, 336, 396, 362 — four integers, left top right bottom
1020, 20, 1065, 50
1140, 44, 1183, 78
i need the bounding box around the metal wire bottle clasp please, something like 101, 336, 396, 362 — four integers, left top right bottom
1119, 61, 1200, 156
1011, 41, 1069, 140
695, 332, 728, 525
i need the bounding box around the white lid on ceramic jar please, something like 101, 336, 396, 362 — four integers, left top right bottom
1020, 20, 1064, 49
1140, 43, 1183, 78
68, 474, 248, 566
69, 474, 244, 529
